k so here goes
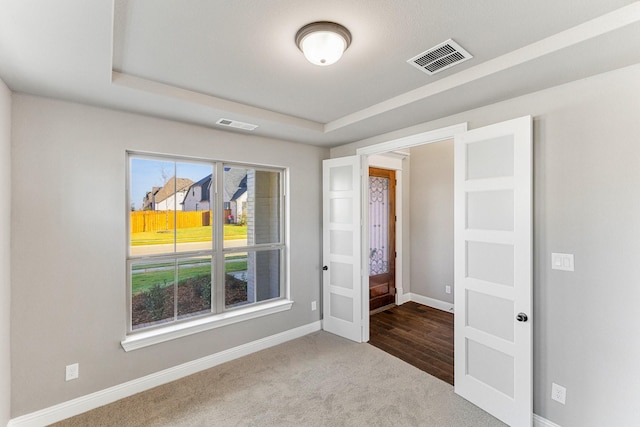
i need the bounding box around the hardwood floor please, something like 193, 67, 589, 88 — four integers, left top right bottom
368, 301, 454, 385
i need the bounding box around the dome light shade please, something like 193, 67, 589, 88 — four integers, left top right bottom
295, 22, 352, 66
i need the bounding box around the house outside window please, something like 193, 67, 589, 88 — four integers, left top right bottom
127, 153, 286, 334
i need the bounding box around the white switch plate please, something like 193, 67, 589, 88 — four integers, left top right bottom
65, 363, 79, 381
311, 301, 317, 311
551, 382, 566, 404
551, 253, 574, 271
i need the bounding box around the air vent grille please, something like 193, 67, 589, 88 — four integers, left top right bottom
216, 118, 258, 131
407, 39, 472, 75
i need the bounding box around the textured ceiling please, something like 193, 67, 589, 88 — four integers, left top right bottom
1, 0, 639, 146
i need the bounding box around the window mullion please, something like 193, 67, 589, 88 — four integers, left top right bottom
280, 172, 285, 245
173, 161, 177, 253
173, 162, 178, 321
278, 178, 285, 300
214, 162, 225, 313
173, 259, 178, 322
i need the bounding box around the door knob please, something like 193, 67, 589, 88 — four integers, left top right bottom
516, 313, 528, 322
322, 266, 328, 271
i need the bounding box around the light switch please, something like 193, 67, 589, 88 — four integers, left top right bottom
551, 253, 574, 271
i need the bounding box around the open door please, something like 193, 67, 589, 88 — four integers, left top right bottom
322, 156, 362, 342
454, 116, 533, 426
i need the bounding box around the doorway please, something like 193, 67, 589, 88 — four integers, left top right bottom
368, 167, 396, 311
368, 141, 455, 383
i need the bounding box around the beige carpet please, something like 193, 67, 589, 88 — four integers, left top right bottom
51, 331, 506, 426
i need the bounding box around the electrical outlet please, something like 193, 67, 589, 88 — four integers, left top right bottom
445, 285, 451, 294
551, 382, 566, 404
66, 363, 79, 381
311, 301, 317, 311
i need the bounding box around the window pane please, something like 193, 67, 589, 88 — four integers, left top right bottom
224, 167, 280, 246
253, 249, 281, 302
129, 158, 175, 256
225, 252, 249, 308
130, 159, 214, 256
222, 166, 249, 246
131, 261, 176, 330
176, 162, 214, 252
225, 249, 281, 309
177, 257, 212, 319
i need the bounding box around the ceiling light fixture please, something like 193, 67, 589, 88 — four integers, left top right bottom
295, 21, 351, 66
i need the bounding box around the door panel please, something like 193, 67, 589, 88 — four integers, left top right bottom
454, 116, 532, 426
368, 167, 396, 310
322, 156, 362, 342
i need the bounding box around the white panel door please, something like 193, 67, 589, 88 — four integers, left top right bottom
454, 116, 532, 426
322, 156, 362, 342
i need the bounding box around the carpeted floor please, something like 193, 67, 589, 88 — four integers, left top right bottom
51, 331, 506, 426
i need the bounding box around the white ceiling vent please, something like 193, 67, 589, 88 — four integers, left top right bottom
407, 39, 472, 75
216, 118, 258, 131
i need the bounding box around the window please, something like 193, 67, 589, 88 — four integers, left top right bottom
127, 153, 287, 338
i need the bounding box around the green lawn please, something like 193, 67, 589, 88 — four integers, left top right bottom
132, 259, 248, 295
225, 261, 247, 273
131, 224, 247, 246
132, 264, 211, 295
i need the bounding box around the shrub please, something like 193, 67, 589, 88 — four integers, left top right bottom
196, 278, 211, 305
144, 282, 167, 320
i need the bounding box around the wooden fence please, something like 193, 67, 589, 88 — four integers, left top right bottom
131, 210, 212, 233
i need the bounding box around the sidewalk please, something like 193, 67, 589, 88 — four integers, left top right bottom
130, 239, 247, 256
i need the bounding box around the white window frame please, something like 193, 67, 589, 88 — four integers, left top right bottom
122, 152, 291, 352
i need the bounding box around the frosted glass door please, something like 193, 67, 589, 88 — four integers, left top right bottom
322, 156, 362, 342
454, 116, 532, 426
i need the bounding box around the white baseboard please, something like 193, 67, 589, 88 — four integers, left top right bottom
408, 293, 455, 313
396, 288, 411, 305
533, 414, 562, 427
8, 321, 322, 427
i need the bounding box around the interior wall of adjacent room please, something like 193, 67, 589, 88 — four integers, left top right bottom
0, 77, 12, 427
408, 140, 454, 304
330, 64, 640, 427
10, 95, 328, 417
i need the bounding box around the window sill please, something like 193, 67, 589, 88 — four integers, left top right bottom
121, 299, 294, 352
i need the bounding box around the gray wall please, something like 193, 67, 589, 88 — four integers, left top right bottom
0, 78, 11, 427
409, 141, 454, 303
10, 95, 327, 417
331, 64, 640, 426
